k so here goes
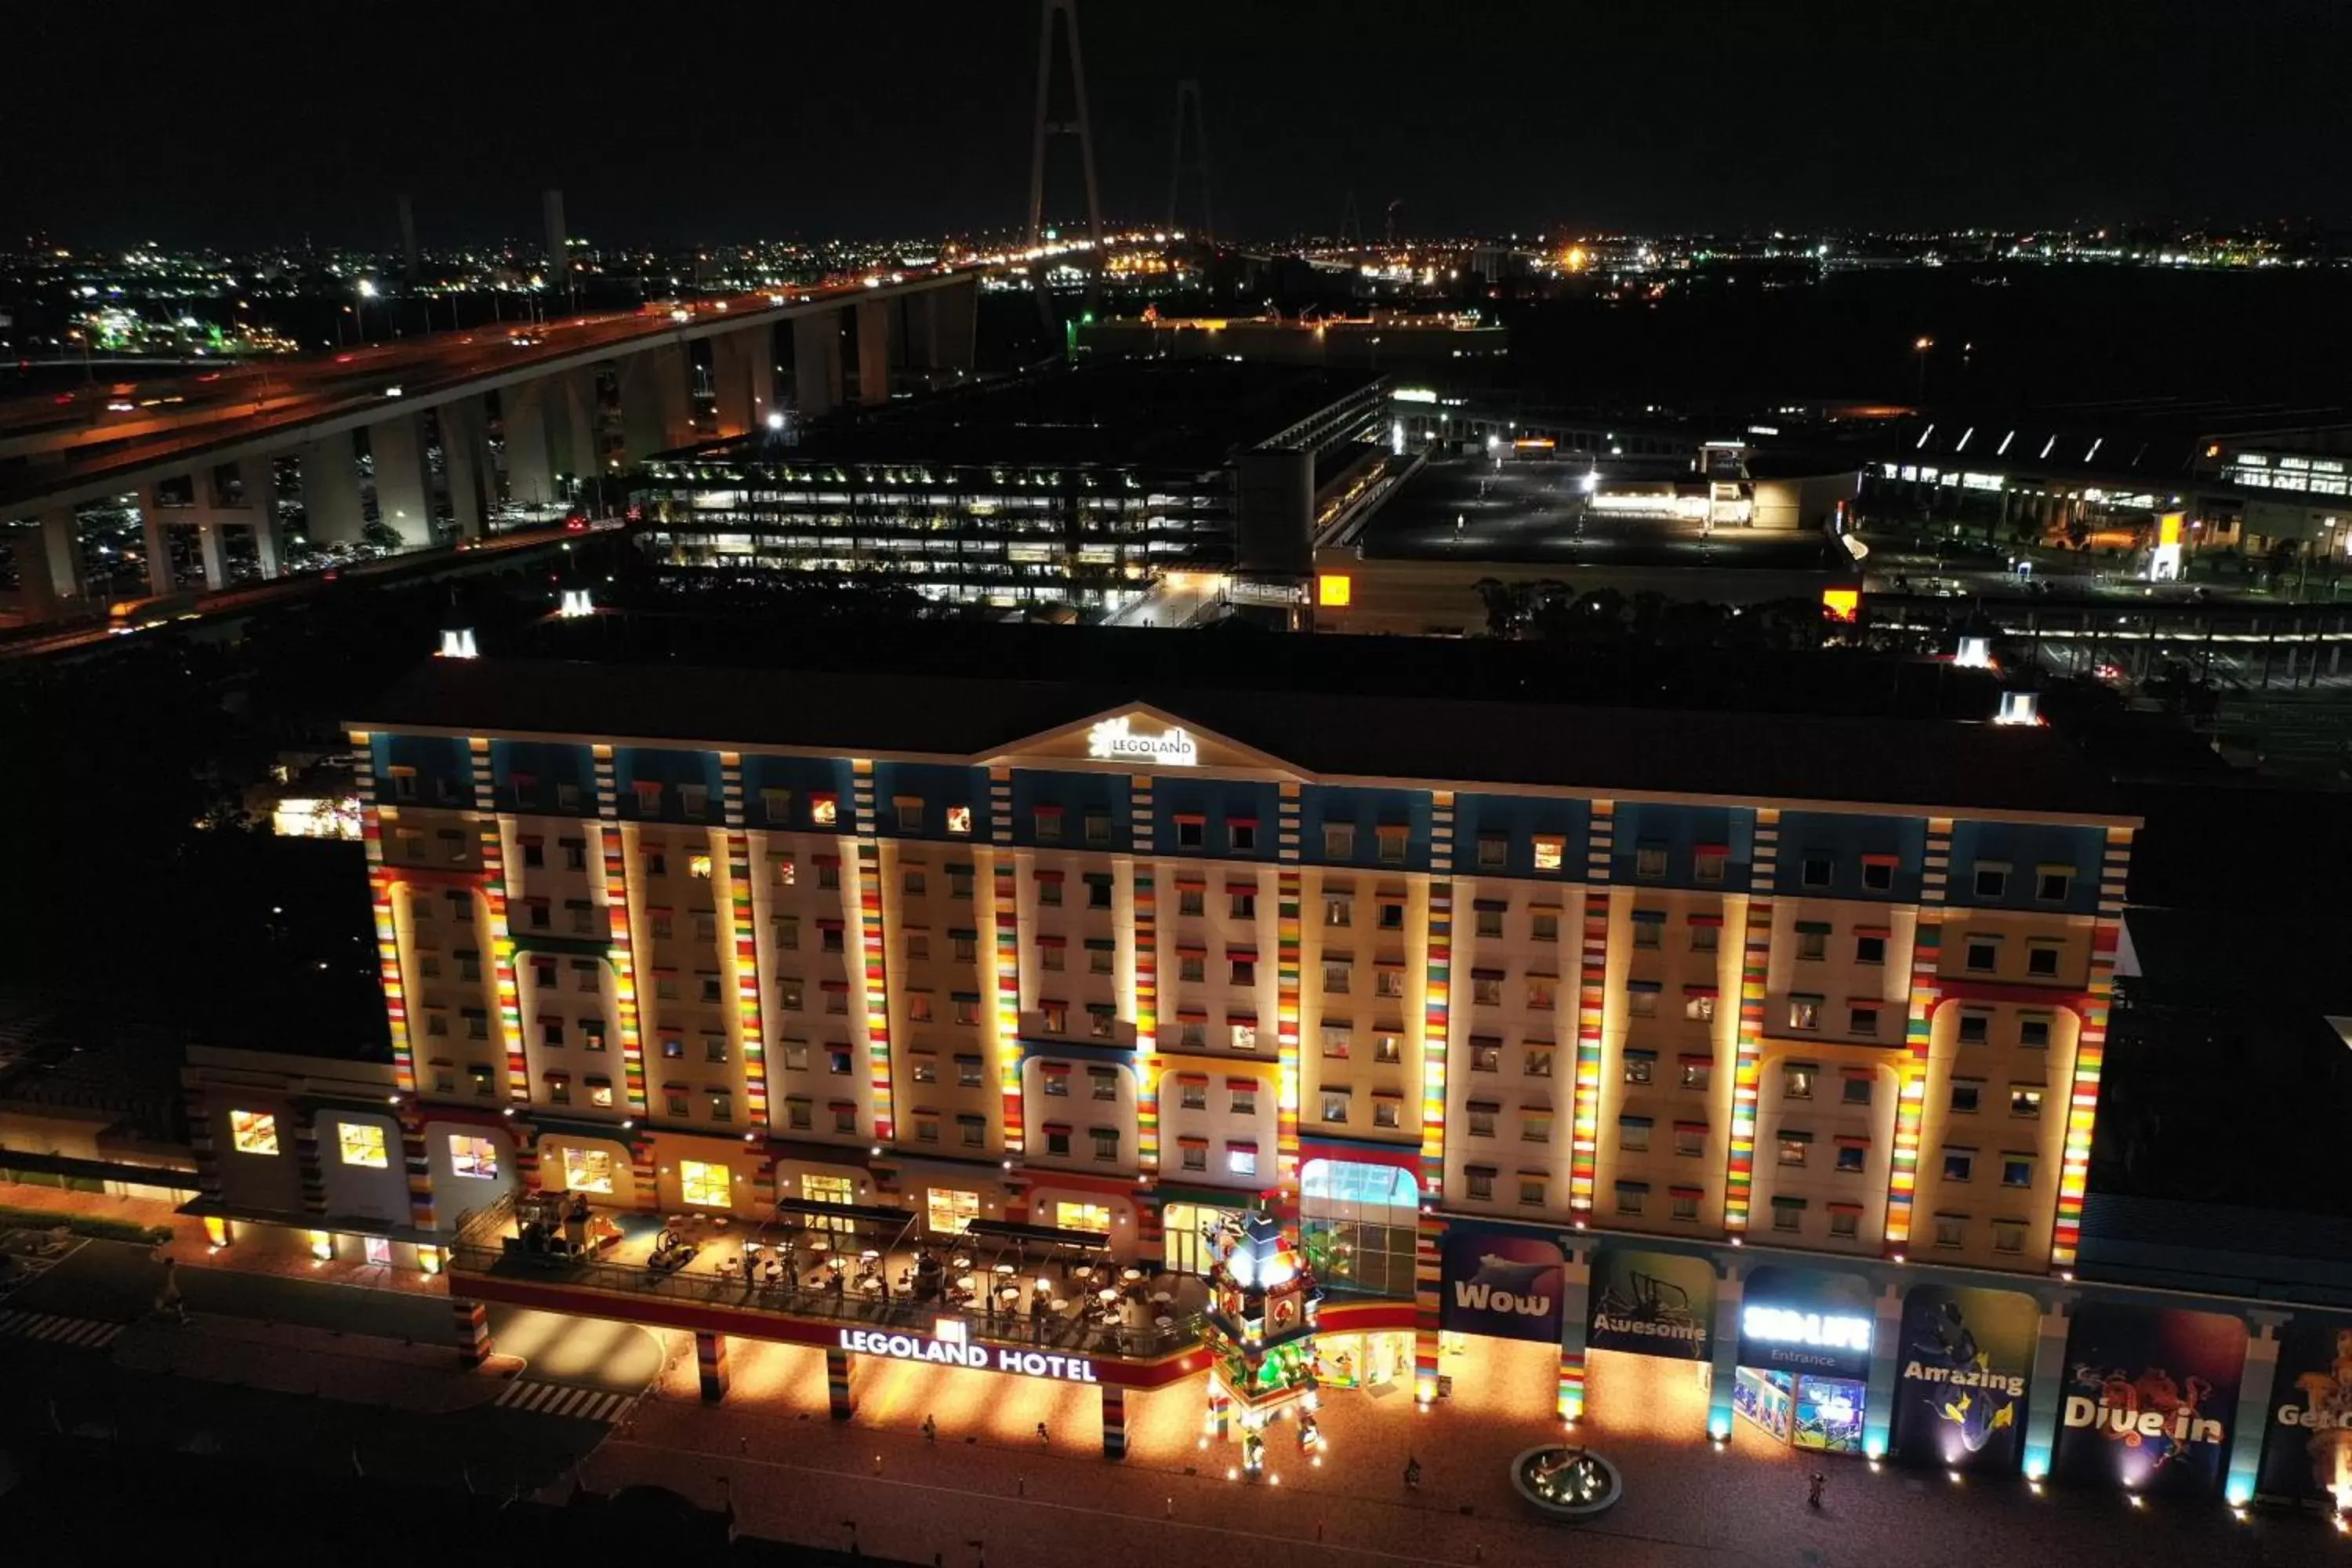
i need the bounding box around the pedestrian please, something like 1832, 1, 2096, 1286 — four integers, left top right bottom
922, 1413, 937, 1444
155, 1255, 187, 1323
1403, 1454, 1422, 1490
1806, 1471, 1826, 1508
1035, 1421, 1049, 1446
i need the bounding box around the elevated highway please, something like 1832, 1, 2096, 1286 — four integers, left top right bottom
2, 270, 980, 622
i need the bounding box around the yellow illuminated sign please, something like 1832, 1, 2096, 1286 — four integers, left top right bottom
1317, 574, 1352, 608
1820, 587, 1860, 623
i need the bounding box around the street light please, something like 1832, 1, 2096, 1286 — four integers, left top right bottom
1913, 336, 1933, 400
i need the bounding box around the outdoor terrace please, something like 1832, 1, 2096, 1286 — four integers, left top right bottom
448, 1192, 1208, 1361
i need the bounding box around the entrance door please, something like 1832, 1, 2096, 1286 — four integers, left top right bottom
804, 1174, 855, 1232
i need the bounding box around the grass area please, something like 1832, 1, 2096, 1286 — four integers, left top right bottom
0, 1203, 172, 1246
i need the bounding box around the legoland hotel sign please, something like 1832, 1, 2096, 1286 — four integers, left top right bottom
837, 1327, 1101, 1384
1086, 716, 1199, 767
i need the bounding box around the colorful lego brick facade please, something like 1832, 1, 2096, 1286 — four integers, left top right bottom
1723, 807, 1777, 1234
2053, 826, 2132, 1271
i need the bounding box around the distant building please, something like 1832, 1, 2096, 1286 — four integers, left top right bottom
633, 361, 1385, 611
1073, 311, 1506, 373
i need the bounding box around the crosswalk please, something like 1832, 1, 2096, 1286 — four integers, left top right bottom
492, 1378, 637, 1422
0, 1309, 124, 1348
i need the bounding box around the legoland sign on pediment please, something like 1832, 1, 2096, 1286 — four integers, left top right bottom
1086, 716, 1198, 767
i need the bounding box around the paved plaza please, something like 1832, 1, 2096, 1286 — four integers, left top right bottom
568, 1334, 2347, 1568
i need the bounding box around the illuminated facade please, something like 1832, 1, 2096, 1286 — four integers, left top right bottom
303, 659, 2131, 1287
633, 360, 1385, 610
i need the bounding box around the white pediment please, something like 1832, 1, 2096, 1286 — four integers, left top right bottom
985, 702, 1300, 777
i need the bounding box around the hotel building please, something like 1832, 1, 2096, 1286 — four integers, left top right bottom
196, 654, 2267, 1483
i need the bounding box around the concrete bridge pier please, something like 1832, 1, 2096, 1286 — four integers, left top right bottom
619, 343, 694, 464
299, 432, 368, 547
366, 412, 438, 546
793, 309, 845, 421
855, 298, 895, 405
437, 395, 492, 539
500, 379, 557, 510
10, 508, 85, 612
709, 327, 773, 439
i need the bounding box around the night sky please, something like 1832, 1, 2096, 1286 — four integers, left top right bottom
10, 0, 2347, 249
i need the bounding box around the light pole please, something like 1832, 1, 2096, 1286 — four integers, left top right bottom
357, 278, 379, 344
1913, 336, 1933, 401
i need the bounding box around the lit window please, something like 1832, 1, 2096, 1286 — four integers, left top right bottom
1788, 997, 1820, 1030
2009, 1085, 2044, 1118
336, 1123, 388, 1169
1226, 1145, 1258, 1178
1777, 1134, 1809, 1167
230, 1110, 281, 1156
564, 1147, 615, 1192
810, 794, 838, 826
681, 1159, 731, 1207
1533, 836, 1564, 873
946, 804, 972, 836
1321, 1091, 1350, 1123
688, 852, 713, 880
1781, 1063, 1815, 1100
1685, 993, 1716, 1022
1680, 1060, 1711, 1091
1373, 1100, 1401, 1129
448, 1134, 499, 1180
1624, 1053, 1654, 1085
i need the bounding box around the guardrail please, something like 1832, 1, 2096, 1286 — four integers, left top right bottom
449, 1236, 1203, 1360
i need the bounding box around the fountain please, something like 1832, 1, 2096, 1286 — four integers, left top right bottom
1510, 1443, 1624, 1521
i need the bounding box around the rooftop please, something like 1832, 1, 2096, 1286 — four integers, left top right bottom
649, 358, 1384, 472
361, 642, 2127, 821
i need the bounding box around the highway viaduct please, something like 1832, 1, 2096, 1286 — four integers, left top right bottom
0, 270, 980, 622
